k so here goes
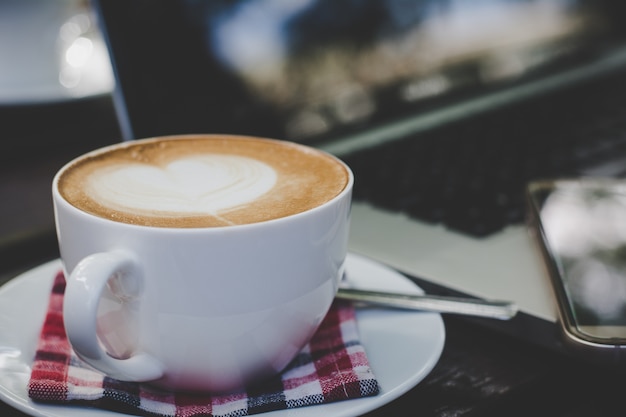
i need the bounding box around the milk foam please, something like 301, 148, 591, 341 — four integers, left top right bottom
86, 155, 277, 215
58, 135, 350, 227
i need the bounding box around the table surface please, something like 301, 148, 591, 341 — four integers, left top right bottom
1, 96, 624, 417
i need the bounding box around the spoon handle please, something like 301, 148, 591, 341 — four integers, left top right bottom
336, 288, 518, 320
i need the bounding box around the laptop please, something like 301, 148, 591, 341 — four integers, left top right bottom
93, 0, 626, 352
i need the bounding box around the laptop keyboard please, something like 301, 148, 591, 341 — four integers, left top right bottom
342, 71, 626, 238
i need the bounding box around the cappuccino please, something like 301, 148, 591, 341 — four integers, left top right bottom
57, 135, 349, 227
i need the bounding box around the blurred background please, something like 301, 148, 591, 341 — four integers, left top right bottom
0, 0, 121, 279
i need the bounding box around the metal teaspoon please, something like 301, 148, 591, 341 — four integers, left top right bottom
336, 287, 518, 320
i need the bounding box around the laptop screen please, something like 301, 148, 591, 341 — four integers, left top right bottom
95, 0, 626, 144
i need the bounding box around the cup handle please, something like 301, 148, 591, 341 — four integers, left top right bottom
63, 251, 164, 382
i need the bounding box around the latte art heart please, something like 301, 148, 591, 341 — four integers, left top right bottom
87, 155, 277, 215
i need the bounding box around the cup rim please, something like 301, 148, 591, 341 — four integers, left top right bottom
52, 133, 354, 232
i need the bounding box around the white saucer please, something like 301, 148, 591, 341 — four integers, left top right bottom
0, 254, 445, 417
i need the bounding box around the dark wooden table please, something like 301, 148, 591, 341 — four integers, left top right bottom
1, 96, 623, 417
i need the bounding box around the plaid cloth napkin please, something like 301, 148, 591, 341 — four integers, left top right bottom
28, 271, 380, 416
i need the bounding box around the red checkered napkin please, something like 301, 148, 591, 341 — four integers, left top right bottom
28, 272, 379, 416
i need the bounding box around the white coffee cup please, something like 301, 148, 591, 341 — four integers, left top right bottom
53, 134, 353, 392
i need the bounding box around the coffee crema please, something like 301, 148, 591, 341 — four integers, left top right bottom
57, 135, 350, 227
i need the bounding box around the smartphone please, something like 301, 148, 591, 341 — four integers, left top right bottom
526, 178, 626, 365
